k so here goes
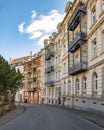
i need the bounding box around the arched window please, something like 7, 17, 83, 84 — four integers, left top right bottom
37, 81, 41, 88
68, 80, 71, 93
37, 70, 41, 77
76, 79, 80, 91
82, 77, 87, 91
64, 81, 66, 94
93, 72, 98, 90
37, 61, 41, 67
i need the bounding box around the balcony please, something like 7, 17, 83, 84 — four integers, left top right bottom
45, 80, 55, 87
27, 87, 36, 92
68, 32, 87, 52
33, 67, 36, 72
45, 66, 54, 73
68, 2, 87, 31
69, 61, 87, 75
45, 51, 54, 60
28, 77, 36, 83
27, 68, 32, 73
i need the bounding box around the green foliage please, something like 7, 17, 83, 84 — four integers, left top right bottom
0, 55, 23, 101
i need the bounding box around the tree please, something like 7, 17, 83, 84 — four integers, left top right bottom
0, 55, 23, 103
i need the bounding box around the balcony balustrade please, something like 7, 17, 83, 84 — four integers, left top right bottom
45, 80, 55, 87
45, 66, 54, 73
45, 51, 54, 60
28, 77, 36, 83
69, 61, 87, 75
27, 67, 36, 73
68, 2, 87, 31
27, 87, 36, 92
68, 32, 87, 52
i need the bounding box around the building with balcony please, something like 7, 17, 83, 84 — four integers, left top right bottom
23, 52, 42, 103
42, 33, 57, 104
9, 55, 29, 103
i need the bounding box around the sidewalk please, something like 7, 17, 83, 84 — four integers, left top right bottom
0, 105, 25, 127
57, 106, 104, 128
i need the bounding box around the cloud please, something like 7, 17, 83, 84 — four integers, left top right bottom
19, 10, 65, 45
18, 22, 25, 33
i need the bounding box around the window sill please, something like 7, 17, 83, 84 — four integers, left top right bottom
89, 20, 97, 30
99, 10, 104, 18
100, 51, 104, 56
90, 55, 98, 61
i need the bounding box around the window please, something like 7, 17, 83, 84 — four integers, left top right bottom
58, 55, 60, 63
68, 80, 71, 93
64, 63, 66, 73
37, 81, 41, 88
102, 0, 104, 11
37, 70, 41, 77
82, 77, 87, 91
102, 31, 104, 50
92, 7, 96, 24
56, 57, 57, 64
92, 39, 97, 57
56, 72, 57, 80
76, 79, 80, 91
93, 72, 98, 90
64, 82, 66, 94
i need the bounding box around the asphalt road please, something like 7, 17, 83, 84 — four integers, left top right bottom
0, 104, 103, 130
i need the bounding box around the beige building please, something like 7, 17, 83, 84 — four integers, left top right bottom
42, 0, 104, 112
9, 56, 29, 103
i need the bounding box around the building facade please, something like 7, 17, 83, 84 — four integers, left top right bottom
9, 56, 29, 103
42, 0, 104, 112
23, 52, 42, 103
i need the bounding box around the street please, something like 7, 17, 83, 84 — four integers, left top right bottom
0, 104, 103, 130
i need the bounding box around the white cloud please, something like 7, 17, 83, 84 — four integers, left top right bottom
29, 31, 43, 39
18, 22, 25, 33
19, 10, 65, 45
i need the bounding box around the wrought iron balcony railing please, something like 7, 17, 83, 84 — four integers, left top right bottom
45, 80, 55, 86
68, 32, 87, 52
45, 66, 54, 73
69, 61, 87, 75
27, 87, 36, 92
45, 51, 54, 60
68, 2, 87, 31
28, 77, 36, 83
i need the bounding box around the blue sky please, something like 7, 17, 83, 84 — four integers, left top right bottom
0, 0, 73, 60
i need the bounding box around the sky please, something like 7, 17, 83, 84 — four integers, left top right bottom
0, 0, 73, 60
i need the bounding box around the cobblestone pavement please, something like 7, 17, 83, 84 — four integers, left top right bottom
0, 105, 25, 127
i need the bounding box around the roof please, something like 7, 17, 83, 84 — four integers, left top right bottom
9, 56, 29, 65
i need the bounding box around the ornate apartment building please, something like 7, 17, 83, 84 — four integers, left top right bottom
9, 56, 29, 103
23, 52, 42, 103
42, 0, 104, 112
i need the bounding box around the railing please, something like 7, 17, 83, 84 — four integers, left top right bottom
28, 77, 36, 83
28, 67, 36, 73
68, 2, 87, 30
45, 80, 55, 86
27, 87, 36, 92
68, 32, 87, 51
45, 66, 54, 73
45, 51, 54, 60
69, 61, 87, 75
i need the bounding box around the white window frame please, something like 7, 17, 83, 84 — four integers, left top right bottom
102, 0, 104, 11
93, 73, 98, 90
83, 77, 87, 91
91, 7, 96, 24
92, 39, 97, 57
102, 31, 104, 50
76, 79, 80, 91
